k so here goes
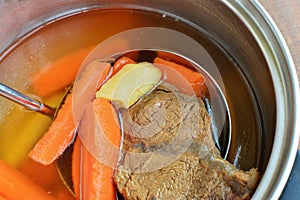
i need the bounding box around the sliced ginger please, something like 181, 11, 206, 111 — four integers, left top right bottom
96, 62, 161, 108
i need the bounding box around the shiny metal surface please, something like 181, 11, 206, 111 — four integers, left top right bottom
0, 83, 55, 116
232, 1, 300, 199
0, 0, 299, 199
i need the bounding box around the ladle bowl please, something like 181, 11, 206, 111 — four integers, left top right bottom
57, 47, 232, 193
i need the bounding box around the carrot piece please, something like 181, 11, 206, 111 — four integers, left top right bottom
95, 57, 136, 93
98, 56, 135, 88
82, 145, 117, 200
29, 54, 128, 170
0, 195, 8, 200
0, 160, 55, 200
30, 59, 114, 166
154, 57, 208, 97
30, 46, 94, 97
73, 98, 121, 200
112, 56, 136, 74
92, 98, 121, 148
29, 93, 76, 165
72, 137, 82, 199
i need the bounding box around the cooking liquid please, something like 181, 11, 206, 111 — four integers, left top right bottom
0, 8, 261, 199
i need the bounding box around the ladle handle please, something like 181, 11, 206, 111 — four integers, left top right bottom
0, 83, 55, 117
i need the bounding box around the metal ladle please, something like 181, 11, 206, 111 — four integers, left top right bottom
0, 83, 56, 117
55, 49, 232, 195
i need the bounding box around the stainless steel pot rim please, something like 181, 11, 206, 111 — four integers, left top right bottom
224, 1, 300, 199
0, 1, 299, 199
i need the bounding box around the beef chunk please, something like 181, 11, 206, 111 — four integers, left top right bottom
114, 85, 259, 200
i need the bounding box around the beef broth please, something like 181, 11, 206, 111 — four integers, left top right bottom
114, 85, 259, 199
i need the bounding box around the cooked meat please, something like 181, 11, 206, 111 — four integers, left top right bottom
114, 84, 259, 200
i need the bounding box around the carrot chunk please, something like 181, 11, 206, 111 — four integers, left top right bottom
154, 57, 208, 97
72, 98, 121, 200
112, 56, 136, 74
29, 59, 115, 166
30, 46, 94, 97
72, 137, 82, 199
96, 56, 136, 91
0, 160, 55, 200
29, 93, 76, 165
93, 99, 121, 146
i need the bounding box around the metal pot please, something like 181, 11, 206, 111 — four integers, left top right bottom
0, 0, 299, 199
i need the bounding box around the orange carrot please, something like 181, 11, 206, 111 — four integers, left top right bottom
112, 56, 136, 74
29, 93, 76, 165
92, 98, 121, 149
30, 46, 94, 97
95, 57, 136, 92
81, 145, 117, 200
72, 137, 82, 199
73, 98, 121, 200
29, 59, 115, 166
154, 57, 208, 97
0, 160, 55, 200
0, 195, 8, 200
97, 56, 136, 89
